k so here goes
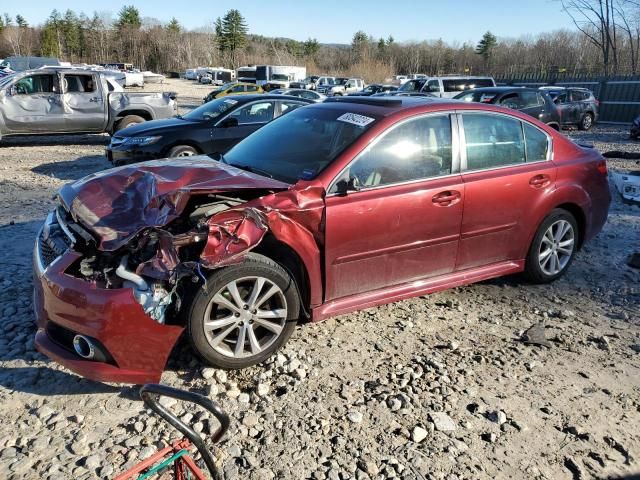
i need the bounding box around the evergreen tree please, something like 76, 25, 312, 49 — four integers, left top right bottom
40, 10, 63, 57
116, 5, 141, 29
63, 10, 82, 58
167, 17, 180, 33
475, 31, 497, 63
352, 30, 369, 61
303, 38, 320, 58
219, 9, 248, 66
15, 15, 28, 28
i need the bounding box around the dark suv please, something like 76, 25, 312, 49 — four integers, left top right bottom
453, 87, 561, 130
541, 87, 598, 130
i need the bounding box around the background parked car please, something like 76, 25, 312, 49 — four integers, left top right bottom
270, 88, 326, 102
540, 87, 599, 130
318, 77, 365, 96
289, 75, 319, 90
0, 67, 177, 139
454, 87, 561, 130
398, 76, 496, 98
349, 84, 398, 96
203, 82, 263, 103
107, 94, 313, 165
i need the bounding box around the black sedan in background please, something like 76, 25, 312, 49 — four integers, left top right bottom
349, 84, 398, 96
453, 87, 561, 130
106, 95, 313, 166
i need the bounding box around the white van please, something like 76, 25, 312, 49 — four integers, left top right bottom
398, 75, 496, 98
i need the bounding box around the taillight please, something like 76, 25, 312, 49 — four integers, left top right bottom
596, 160, 607, 175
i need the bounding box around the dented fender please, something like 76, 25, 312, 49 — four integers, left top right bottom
201, 183, 325, 307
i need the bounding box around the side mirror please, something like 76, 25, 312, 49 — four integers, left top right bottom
8, 86, 17, 96
335, 176, 361, 195
220, 116, 239, 128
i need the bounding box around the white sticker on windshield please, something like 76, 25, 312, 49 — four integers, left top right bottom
224, 98, 238, 105
337, 112, 375, 127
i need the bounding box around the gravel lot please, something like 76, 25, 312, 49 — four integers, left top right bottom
0, 79, 638, 480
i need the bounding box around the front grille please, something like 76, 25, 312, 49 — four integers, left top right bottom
39, 230, 61, 269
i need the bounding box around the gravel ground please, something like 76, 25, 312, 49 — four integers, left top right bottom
0, 79, 639, 480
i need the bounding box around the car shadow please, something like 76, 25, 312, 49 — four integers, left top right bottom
1, 134, 109, 147
31, 155, 112, 181
0, 366, 120, 396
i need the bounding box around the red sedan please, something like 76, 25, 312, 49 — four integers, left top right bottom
33, 97, 610, 383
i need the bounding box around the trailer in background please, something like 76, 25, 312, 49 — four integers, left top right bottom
255, 65, 306, 90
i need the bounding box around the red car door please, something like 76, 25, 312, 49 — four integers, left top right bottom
455, 112, 557, 270
324, 114, 464, 301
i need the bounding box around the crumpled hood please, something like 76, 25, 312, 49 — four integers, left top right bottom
58, 157, 290, 251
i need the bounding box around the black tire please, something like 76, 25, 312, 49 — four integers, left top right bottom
525, 209, 579, 284
187, 253, 300, 369
579, 112, 594, 131
168, 145, 199, 158
114, 114, 145, 132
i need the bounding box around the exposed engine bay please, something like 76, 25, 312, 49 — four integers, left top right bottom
56, 193, 261, 324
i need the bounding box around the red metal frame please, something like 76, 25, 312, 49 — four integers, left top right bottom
114, 439, 207, 480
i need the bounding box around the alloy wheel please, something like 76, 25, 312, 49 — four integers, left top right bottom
538, 219, 575, 276
203, 276, 288, 358
582, 114, 593, 129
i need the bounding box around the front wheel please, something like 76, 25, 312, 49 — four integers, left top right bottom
114, 114, 145, 132
525, 209, 578, 283
579, 113, 594, 131
168, 145, 198, 157
187, 253, 300, 369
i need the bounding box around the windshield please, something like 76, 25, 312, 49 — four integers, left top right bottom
335, 78, 348, 85
223, 107, 379, 183
183, 97, 239, 121
398, 79, 426, 92
0, 75, 15, 89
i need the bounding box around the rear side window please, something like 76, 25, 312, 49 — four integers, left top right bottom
345, 114, 452, 188
462, 114, 525, 170
520, 92, 543, 108
523, 123, 549, 161
571, 90, 590, 101
63, 75, 96, 93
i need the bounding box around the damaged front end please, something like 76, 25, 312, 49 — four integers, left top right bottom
33, 158, 323, 383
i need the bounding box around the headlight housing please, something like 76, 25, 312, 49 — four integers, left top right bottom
122, 136, 162, 146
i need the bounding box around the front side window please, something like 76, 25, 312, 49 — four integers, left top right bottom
13, 74, 56, 95
336, 115, 453, 189
246, 85, 258, 92
399, 79, 427, 92
232, 85, 245, 93
228, 101, 274, 125
462, 114, 525, 170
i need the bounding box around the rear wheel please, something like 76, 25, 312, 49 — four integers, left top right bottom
168, 145, 198, 157
525, 209, 578, 283
187, 253, 300, 369
579, 113, 594, 131
114, 115, 145, 132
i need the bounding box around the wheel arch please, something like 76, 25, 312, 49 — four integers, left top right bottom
116, 109, 154, 122
252, 233, 313, 319
553, 202, 587, 249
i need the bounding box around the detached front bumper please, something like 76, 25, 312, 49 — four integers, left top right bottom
33, 218, 183, 384
105, 144, 163, 167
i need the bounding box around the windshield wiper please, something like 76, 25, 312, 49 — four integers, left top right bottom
233, 164, 274, 179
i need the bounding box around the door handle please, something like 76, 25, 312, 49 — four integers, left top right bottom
529, 174, 551, 188
89, 97, 101, 103
432, 190, 461, 207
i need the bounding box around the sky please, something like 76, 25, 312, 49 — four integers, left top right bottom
3, 0, 574, 45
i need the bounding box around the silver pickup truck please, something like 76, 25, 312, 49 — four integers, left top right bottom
0, 67, 178, 140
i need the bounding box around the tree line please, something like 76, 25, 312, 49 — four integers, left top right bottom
1, 2, 639, 81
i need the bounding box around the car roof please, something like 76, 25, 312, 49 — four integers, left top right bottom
461, 86, 540, 94
318, 96, 454, 117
